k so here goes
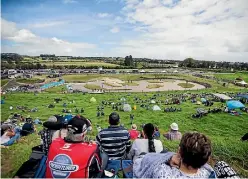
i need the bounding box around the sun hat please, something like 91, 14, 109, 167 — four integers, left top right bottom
170, 122, 179, 131
131, 124, 137, 130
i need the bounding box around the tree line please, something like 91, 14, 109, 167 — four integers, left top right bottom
1, 53, 247, 71
180, 58, 248, 71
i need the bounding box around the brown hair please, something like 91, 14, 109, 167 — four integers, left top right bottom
179, 132, 211, 169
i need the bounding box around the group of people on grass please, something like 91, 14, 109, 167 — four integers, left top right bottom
1, 115, 37, 147
9, 112, 242, 178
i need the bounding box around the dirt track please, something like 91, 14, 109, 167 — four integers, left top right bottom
68, 79, 205, 92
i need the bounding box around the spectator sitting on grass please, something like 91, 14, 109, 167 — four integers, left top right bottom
163, 123, 182, 141
133, 132, 214, 178
39, 116, 63, 155
153, 126, 160, 139
96, 112, 131, 160
127, 123, 163, 161
129, 124, 140, 140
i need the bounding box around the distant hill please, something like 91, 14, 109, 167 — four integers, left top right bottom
1, 53, 23, 61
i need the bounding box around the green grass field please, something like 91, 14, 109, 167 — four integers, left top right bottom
1, 72, 248, 177
16, 78, 44, 84
39, 61, 119, 67
84, 84, 102, 90
146, 83, 164, 89
214, 72, 248, 82
1, 92, 248, 177
177, 82, 195, 88
1, 79, 9, 87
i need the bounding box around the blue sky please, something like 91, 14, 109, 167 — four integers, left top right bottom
1, 0, 248, 61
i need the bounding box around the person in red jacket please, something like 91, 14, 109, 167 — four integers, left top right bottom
46, 116, 102, 178
129, 124, 140, 140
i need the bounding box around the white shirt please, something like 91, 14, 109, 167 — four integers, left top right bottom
128, 139, 163, 161
1, 132, 10, 144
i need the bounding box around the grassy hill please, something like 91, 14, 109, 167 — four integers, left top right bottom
1, 91, 248, 177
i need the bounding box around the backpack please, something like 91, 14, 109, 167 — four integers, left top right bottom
21, 123, 34, 136
46, 138, 102, 178
14, 145, 46, 178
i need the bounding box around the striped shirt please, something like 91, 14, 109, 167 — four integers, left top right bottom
163, 131, 182, 141
96, 125, 131, 160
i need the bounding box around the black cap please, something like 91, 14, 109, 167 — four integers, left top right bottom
109, 112, 120, 125
68, 117, 87, 134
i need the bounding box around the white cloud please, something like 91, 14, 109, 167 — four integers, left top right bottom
97, 13, 111, 18
1, 18, 96, 56
115, 16, 123, 22
117, 0, 248, 62
62, 0, 77, 4
110, 27, 120, 33
31, 21, 68, 28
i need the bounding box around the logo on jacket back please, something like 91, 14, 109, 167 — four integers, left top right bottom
49, 154, 79, 178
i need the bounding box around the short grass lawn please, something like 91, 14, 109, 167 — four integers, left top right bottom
177, 82, 195, 88
146, 83, 164, 89
1, 79, 9, 87
84, 84, 102, 90
16, 78, 44, 84
147, 80, 164, 83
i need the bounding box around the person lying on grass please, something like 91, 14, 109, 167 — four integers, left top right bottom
133, 132, 215, 178
1, 125, 21, 147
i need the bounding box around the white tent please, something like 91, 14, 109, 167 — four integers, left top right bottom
152, 105, 161, 111
150, 100, 156, 104
213, 93, 232, 100
237, 81, 247, 85
140, 70, 145, 73
123, 104, 132, 112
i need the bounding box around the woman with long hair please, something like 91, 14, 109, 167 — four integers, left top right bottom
127, 123, 163, 161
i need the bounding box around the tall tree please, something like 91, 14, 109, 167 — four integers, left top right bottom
124, 55, 134, 67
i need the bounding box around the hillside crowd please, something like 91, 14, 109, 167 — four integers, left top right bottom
1, 112, 243, 178
1, 91, 247, 178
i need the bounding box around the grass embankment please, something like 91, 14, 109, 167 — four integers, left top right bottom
146, 84, 164, 89
103, 82, 122, 87
214, 72, 248, 82
84, 84, 102, 90
44, 85, 67, 93
177, 83, 195, 88
1, 92, 248, 177
1, 79, 9, 87
16, 78, 44, 84
147, 80, 163, 83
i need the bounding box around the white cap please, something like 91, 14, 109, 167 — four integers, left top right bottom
170, 123, 179, 130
